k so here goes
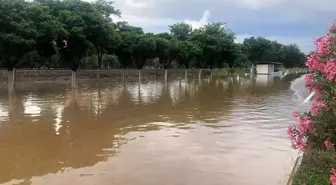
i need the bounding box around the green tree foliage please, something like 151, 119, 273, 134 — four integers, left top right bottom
154, 37, 170, 69
114, 32, 136, 69
133, 35, 156, 69
177, 41, 202, 69
190, 22, 237, 69
243, 37, 306, 68
0, 0, 307, 72
169, 22, 192, 41
0, 0, 60, 70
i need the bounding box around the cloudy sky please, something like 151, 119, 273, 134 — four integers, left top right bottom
109, 0, 336, 53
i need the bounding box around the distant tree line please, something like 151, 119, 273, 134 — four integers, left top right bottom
0, 0, 307, 78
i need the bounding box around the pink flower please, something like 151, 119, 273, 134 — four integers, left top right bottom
289, 21, 336, 153
324, 140, 334, 149
311, 101, 326, 116
330, 169, 336, 185
287, 126, 294, 136
305, 74, 313, 87
292, 110, 299, 118
311, 103, 319, 116
321, 59, 336, 81
297, 116, 315, 134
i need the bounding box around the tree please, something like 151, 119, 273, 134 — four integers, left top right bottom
281, 44, 306, 68
0, 0, 61, 90
114, 32, 136, 80
39, 0, 105, 86
154, 37, 169, 80
169, 22, 192, 41
116, 21, 144, 34
156, 32, 172, 40
0, 0, 308, 84
190, 22, 236, 75
93, 0, 120, 20
87, 0, 120, 80
176, 40, 202, 79
243, 37, 270, 65
243, 37, 306, 68
232, 43, 250, 68
87, 22, 119, 80
133, 35, 156, 80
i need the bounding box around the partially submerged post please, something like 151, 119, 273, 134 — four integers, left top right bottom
184, 68, 188, 79
138, 69, 141, 82
7, 69, 15, 91
304, 91, 315, 103
71, 70, 76, 88
122, 68, 126, 82
164, 68, 168, 82
198, 69, 202, 80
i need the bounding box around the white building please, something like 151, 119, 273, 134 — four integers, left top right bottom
256, 62, 281, 75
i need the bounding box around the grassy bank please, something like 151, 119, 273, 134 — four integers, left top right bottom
279, 67, 311, 74
292, 149, 336, 185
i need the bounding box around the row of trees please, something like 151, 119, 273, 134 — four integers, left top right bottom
0, 0, 307, 89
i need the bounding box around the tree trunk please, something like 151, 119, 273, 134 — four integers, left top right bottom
198, 69, 202, 80
7, 70, 14, 91
184, 69, 188, 79
71, 70, 76, 88
165, 69, 168, 82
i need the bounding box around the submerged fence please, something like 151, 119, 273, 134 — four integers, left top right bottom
0, 68, 252, 82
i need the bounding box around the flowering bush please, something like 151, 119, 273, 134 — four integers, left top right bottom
287, 21, 336, 185
331, 169, 336, 185
288, 22, 336, 152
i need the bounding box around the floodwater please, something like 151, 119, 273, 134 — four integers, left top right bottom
0, 75, 305, 185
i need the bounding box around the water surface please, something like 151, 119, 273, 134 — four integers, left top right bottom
0, 75, 304, 185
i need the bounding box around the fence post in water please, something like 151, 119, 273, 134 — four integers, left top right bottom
123, 68, 126, 82
164, 69, 168, 82
7, 70, 14, 91
304, 91, 315, 103
71, 70, 76, 88
198, 69, 202, 81
185, 68, 188, 80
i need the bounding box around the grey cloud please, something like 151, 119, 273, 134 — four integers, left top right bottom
112, 0, 336, 52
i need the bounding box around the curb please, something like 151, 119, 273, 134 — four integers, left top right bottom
287, 153, 304, 185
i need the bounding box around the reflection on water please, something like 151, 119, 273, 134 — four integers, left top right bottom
0, 75, 304, 185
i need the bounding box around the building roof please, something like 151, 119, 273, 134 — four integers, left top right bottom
256, 62, 282, 65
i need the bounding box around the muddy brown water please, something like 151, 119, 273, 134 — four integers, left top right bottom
0, 75, 302, 185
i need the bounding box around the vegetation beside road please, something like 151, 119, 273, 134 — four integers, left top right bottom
288, 22, 336, 185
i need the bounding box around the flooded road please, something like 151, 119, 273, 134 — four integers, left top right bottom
0, 75, 303, 185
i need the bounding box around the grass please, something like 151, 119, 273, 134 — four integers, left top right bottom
279, 67, 311, 74
292, 149, 336, 185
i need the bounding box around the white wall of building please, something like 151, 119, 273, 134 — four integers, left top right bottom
268, 64, 274, 74
256, 64, 275, 74
256, 64, 269, 74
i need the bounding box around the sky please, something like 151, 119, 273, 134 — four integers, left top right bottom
108, 0, 336, 53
